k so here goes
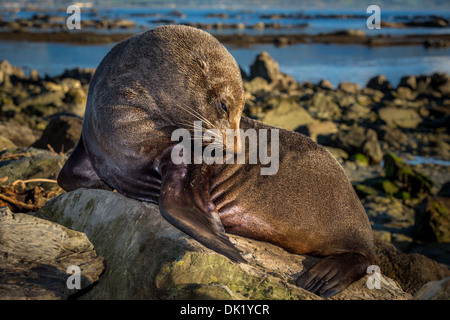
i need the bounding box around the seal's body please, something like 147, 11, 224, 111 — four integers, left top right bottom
58, 25, 376, 298
213, 118, 377, 297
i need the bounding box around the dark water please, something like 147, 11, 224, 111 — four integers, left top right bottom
1, 40, 449, 88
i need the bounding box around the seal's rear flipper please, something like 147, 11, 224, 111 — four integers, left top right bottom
296, 252, 370, 298
157, 148, 246, 263
57, 137, 112, 192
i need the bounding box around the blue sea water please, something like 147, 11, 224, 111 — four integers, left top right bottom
1, 40, 449, 88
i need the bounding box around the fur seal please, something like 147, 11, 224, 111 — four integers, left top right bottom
58, 25, 377, 298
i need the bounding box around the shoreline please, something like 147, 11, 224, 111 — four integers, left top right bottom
1, 29, 449, 47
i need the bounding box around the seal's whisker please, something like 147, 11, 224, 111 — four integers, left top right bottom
184, 105, 216, 129
176, 122, 225, 144
176, 120, 208, 132
192, 111, 216, 130
176, 104, 216, 129
175, 105, 204, 123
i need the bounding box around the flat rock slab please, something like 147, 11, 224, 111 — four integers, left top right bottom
37, 189, 411, 300
0, 206, 104, 300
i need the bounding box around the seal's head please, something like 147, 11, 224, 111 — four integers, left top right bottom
151, 25, 245, 154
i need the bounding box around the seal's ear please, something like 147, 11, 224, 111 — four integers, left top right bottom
195, 58, 209, 75
156, 147, 246, 263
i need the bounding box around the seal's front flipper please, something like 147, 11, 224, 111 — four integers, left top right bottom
296, 252, 370, 298
57, 136, 112, 192
157, 149, 246, 263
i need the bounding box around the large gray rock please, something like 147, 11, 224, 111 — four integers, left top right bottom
0, 122, 39, 148
248, 52, 297, 91
374, 237, 450, 295
32, 114, 82, 153
0, 206, 104, 299
0, 60, 26, 85
366, 75, 392, 94
338, 82, 361, 94
378, 107, 422, 129
36, 188, 411, 300
0, 148, 66, 190
303, 91, 342, 120
414, 277, 450, 300
295, 121, 338, 142
249, 51, 282, 83
415, 196, 450, 243
259, 96, 314, 131
399, 75, 417, 91
328, 126, 383, 164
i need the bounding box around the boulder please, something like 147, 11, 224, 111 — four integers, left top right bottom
395, 86, 417, 100
399, 75, 417, 91
59, 67, 95, 85
59, 78, 82, 93
378, 107, 422, 129
36, 189, 411, 300
17, 91, 65, 116
377, 125, 408, 148
362, 129, 383, 164
29, 69, 39, 82
0, 135, 17, 150
295, 121, 338, 142
342, 102, 372, 122
0, 206, 104, 299
63, 86, 87, 117
318, 79, 334, 90
366, 75, 392, 94
0, 60, 26, 85
0, 121, 40, 147
32, 114, 82, 153
374, 236, 450, 295
0, 147, 67, 190
416, 75, 434, 96
249, 52, 281, 83
414, 277, 450, 300
248, 52, 296, 91
243, 77, 271, 95
303, 91, 341, 120
329, 126, 383, 164
415, 196, 450, 243
338, 82, 361, 94
383, 153, 434, 197
259, 97, 314, 131
323, 146, 349, 161
350, 153, 368, 166
430, 72, 450, 96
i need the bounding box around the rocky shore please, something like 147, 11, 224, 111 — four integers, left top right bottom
0, 52, 449, 299
1, 28, 449, 47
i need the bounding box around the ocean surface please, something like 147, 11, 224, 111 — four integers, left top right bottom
0, 8, 449, 87
1, 40, 449, 88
